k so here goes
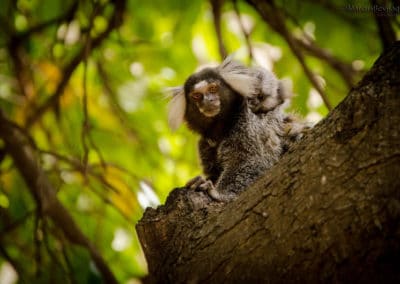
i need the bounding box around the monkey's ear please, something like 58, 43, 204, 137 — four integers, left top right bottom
167, 87, 186, 131
278, 78, 293, 101
217, 57, 258, 97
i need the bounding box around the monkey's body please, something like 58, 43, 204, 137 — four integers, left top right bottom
190, 101, 284, 201
198, 105, 285, 200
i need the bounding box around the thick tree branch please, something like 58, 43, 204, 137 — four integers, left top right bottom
0, 111, 118, 284
210, 0, 228, 60
371, 0, 397, 50
137, 42, 400, 283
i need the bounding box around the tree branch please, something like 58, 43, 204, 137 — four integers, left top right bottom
18, 1, 78, 40
232, 0, 254, 60
210, 0, 228, 60
25, 0, 127, 128
371, 0, 397, 50
5, 1, 78, 101
96, 60, 139, 141
137, 42, 400, 283
246, 0, 333, 110
294, 37, 358, 88
0, 111, 118, 284
278, 6, 361, 88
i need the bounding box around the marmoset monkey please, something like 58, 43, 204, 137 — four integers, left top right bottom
168, 58, 291, 202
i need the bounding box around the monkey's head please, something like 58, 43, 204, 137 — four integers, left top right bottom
247, 67, 293, 114
184, 68, 223, 119
168, 58, 258, 131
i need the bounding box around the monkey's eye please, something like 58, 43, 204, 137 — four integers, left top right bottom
208, 85, 219, 93
191, 92, 203, 101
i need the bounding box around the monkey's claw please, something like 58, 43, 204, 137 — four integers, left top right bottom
198, 181, 225, 202
185, 176, 225, 202
185, 176, 207, 190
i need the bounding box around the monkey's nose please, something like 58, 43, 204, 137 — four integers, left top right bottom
205, 94, 217, 101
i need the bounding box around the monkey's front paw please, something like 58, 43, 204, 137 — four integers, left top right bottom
198, 181, 227, 203
198, 179, 213, 191
185, 177, 232, 202
185, 176, 208, 190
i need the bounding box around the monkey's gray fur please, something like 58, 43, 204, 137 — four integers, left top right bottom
226, 59, 309, 151
168, 57, 307, 202
247, 66, 292, 114
250, 67, 310, 151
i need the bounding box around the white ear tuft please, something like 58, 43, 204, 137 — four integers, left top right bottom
278, 78, 293, 100
217, 57, 258, 97
167, 87, 186, 131
164, 86, 183, 99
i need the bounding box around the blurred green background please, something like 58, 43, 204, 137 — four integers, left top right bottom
0, 0, 395, 282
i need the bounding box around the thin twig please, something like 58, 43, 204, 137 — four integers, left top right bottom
0, 110, 119, 283
60, 240, 77, 283
39, 149, 120, 194
18, 1, 78, 40
81, 32, 92, 178
81, 3, 104, 176
246, 0, 333, 110
41, 220, 73, 283
33, 210, 43, 278
232, 0, 254, 60
294, 37, 358, 88
5, 1, 78, 101
26, 0, 127, 128
96, 60, 139, 141
280, 7, 360, 88
0, 210, 34, 236
87, 133, 107, 170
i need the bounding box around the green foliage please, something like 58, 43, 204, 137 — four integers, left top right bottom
0, 0, 389, 282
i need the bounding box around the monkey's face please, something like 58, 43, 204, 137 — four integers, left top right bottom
248, 91, 282, 114
188, 80, 222, 118
169, 63, 248, 132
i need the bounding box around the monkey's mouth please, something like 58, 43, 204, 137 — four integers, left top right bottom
199, 105, 220, 117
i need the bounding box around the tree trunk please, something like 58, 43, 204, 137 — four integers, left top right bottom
136, 42, 400, 283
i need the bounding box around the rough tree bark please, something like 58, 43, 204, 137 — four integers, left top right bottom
136, 42, 400, 283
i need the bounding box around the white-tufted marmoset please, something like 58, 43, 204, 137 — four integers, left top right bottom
168, 57, 308, 202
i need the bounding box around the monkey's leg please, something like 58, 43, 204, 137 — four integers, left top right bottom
213, 161, 267, 202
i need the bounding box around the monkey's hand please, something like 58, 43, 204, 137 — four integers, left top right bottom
185, 176, 208, 189
185, 176, 229, 202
